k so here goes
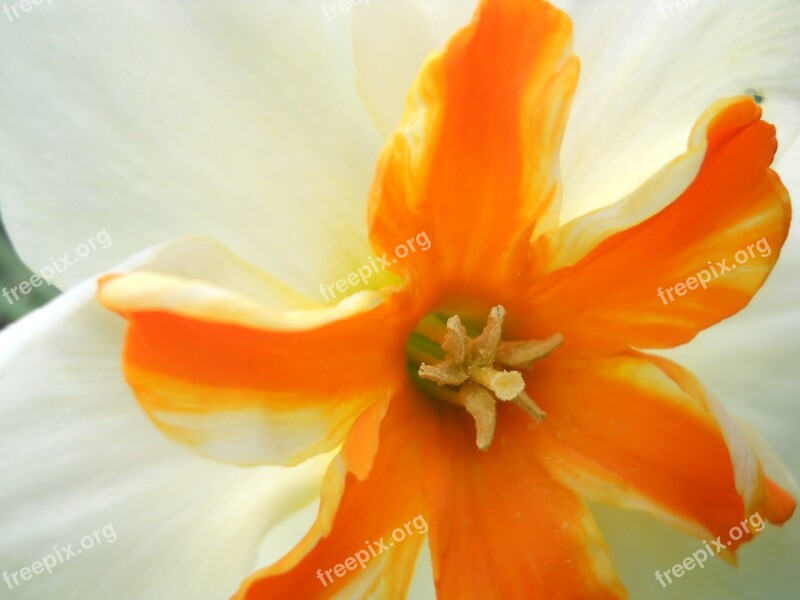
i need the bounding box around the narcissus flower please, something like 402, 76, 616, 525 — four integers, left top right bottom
2, 0, 800, 599
94, 0, 798, 597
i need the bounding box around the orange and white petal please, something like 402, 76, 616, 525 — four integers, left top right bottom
367, 0, 578, 290
658, 133, 800, 490
98, 253, 420, 467
354, 1, 800, 222
527, 353, 795, 554
0, 261, 331, 600
0, 1, 381, 294
234, 389, 429, 599
424, 402, 626, 600
641, 351, 796, 523
109, 294, 397, 468
514, 98, 791, 355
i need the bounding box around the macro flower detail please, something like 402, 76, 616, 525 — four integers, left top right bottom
415, 305, 560, 449
2, 0, 799, 599
92, 0, 797, 597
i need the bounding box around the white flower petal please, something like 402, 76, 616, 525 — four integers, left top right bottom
0, 253, 330, 599
735, 418, 800, 498
0, 0, 382, 294
407, 539, 436, 599
352, 0, 475, 136
551, 0, 800, 221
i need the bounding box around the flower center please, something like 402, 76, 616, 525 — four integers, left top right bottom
406, 305, 563, 450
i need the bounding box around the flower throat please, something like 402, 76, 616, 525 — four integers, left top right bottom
406, 305, 562, 450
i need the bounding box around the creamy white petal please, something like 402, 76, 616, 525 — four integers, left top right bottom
551, 0, 800, 221
352, 0, 475, 136
407, 539, 436, 599
536, 119, 704, 271
736, 419, 800, 498
353, 0, 800, 222
0, 250, 331, 599
0, 0, 382, 295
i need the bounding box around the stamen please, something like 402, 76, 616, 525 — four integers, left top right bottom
418, 360, 467, 386
442, 316, 469, 363
495, 333, 564, 367
469, 367, 524, 401
416, 305, 561, 450
511, 390, 546, 421
458, 383, 497, 451
469, 306, 504, 366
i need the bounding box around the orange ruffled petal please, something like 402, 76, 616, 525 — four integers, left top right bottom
642, 351, 796, 526
237, 384, 628, 600
368, 0, 578, 293
514, 97, 791, 355
526, 352, 795, 555
425, 401, 626, 600
234, 390, 429, 599
98, 272, 418, 466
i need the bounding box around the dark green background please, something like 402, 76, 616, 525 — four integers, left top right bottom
0, 217, 59, 329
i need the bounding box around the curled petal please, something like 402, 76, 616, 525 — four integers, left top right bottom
368, 0, 579, 289
98, 242, 420, 467
527, 352, 794, 555
516, 98, 791, 354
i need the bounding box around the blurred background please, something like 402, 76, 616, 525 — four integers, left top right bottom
0, 214, 59, 329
